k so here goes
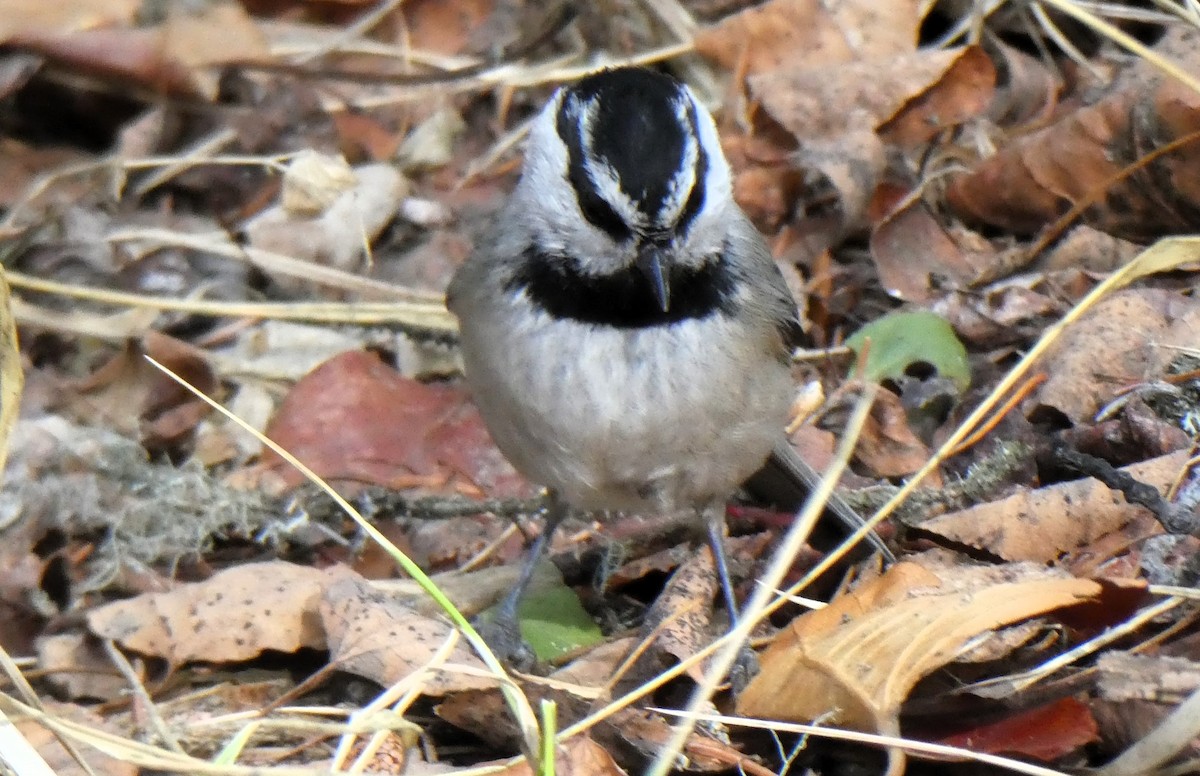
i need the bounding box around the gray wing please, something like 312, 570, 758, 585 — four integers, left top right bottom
748, 438, 897, 563
727, 212, 807, 357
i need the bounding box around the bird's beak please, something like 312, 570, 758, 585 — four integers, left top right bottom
636, 245, 671, 312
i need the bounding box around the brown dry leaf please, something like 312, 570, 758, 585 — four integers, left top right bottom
1092, 652, 1200, 760
931, 269, 1082, 348
259, 351, 529, 497
320, 572, 496, 695
946, 24, 1200, 239
0, 0, 139, 39
1097, 651, 1200, 706
718, 5, 993, 242
0, 520, 50, 655
1037, 225, 1143, 274
737, 561, 1102, 744
7, 29, 197, 99
158, 3, 269, 99
436, 638, 631, 750
86, 561, 329, 666
985, 39, 1065, 127
0, 139, 95, 209
722, 130, 803, 231
915, 450, 1188, 563
243, 162, 408, 275
70, 331, 217, 450
2, 3, 265, 99
752, 46, 994, 146
879, 46, 996, 146
790, 128, 887, 237
622, 546, 718, 687
609, 708, 735, 772
404, 0, 493, 56
695, 0, 922, 76
1028, 288, 1200, 424
869, 193, 989, 302
332, 111, 405, 162
37, 633, 128, 702
854, 388, 932, 479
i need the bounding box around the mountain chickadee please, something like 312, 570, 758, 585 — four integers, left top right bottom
447, 67, 891, 667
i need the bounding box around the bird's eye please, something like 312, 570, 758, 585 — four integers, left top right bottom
574, 181, 633, 241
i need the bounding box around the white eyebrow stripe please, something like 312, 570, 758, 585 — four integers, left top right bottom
654, 96, 700, 226
578, 96, 646, 232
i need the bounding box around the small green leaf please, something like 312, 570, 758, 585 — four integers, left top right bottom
518, 585, 604, 662
846, 311, 970, 391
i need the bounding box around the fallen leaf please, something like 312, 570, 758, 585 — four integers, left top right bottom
37, 633, 128, 702
1028, 288, 1200, 424
244, 163, 409, 275
916, 450, 1187, 563
477, 735, 626, 776
86, 561, 329, 666
946, 24, 1200, 239
738, 561, 1103, 741
933, 697, 1099, 762
847, 310, 971, 392
620, 545, 719, 687
0, 0, 139, 39
751, 47, 994, 145
15, 701, 137, 776
69, 331, 217, 451
853, 388, 934, 480
695, 0, 921, 76
320, 572, 497, 695
259, 351, 530, 498
869, 195, 989, 301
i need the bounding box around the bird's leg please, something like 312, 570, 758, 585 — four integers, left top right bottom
473, 490, 568, 671
704, 507, 759, 691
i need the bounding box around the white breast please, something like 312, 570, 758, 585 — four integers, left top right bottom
458, 298, 793, 515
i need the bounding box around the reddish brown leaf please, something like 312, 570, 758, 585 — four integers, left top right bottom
260, 351, 530, 497
935, 698, 1100, 762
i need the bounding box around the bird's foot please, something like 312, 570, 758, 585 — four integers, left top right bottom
727, 642, 760, 695
472, 611, 537, 673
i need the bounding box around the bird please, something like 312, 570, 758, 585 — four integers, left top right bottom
446, 66, 892, 670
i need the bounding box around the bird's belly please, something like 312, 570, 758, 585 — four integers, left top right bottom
462, 313, 793, 514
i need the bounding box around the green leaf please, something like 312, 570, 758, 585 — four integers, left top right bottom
518, 585, 604, 662
845, 311, 970, 391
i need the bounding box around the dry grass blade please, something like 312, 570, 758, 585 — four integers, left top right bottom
0, 645, 98, 776
788, 235, 1200, 606
142, 357, 544, 767
0, 691, 334, 775
655, 710, 1072, 776
1097, 681, 1200, 775
0, 709, 57, 776
1036, 0, 1200, 95
6, 271, 456, 333
645, 387, 879, 776
0, 268, 23, 480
